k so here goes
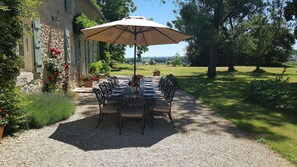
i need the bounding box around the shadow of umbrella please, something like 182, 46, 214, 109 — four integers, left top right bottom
49, 115, 178, 151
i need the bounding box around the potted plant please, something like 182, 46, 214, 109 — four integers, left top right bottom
80, 74, 94, 87
89, 61, 102, 82
0, 108, 9, 140
153, 69, 160, 76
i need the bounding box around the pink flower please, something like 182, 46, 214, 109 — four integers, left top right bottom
0, 109, 2, 113
5, 114, 9, 118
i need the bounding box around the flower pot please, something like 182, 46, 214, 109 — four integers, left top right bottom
153, 71, 160, 76
84, 80, 93, 88
94, 76, 100, 82
0, 126, 4, 141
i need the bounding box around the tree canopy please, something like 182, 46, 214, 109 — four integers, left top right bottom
173, 0, 295, 77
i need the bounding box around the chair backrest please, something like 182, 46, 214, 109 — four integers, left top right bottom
103, 81, 113, 95
164, 83, 178, 104
119, 93, 144, 111
92, 88, 105, 105
98, 84, 109, 100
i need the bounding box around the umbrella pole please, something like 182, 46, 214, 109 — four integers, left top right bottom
133, 36, 136, 76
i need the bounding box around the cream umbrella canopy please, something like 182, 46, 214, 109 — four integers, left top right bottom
81, 16, 191, 76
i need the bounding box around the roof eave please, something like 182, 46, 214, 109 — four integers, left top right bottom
84, 0, 105, 19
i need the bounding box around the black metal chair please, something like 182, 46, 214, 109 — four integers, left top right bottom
93, 88, 118, 128
118, 93, 146, 135
151, 83, 177, 128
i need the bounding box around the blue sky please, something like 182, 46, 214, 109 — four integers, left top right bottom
125, 0, 187, 58
125, 0, 297, 58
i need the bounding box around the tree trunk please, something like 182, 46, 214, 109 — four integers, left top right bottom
255, 65, 261, 72
207, 45, 218, 78
227, 52, 236, 72
207, 1, 222, 79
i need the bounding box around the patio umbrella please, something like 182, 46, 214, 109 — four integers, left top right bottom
81, 16, 191, 76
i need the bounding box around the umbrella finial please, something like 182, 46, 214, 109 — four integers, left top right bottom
124, 16, 147, 20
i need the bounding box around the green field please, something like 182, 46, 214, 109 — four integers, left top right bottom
111, 64, 297, 166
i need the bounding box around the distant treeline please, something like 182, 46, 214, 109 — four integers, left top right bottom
125, 50, 297, 66
125, 56, 189, 64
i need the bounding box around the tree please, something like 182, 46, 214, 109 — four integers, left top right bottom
172, 52, 183, 66
238, 0, 294, 71
174, 0, 260, 78
284, 0, 297, 39
96, 0, 137, 62
137, 46, 149, 59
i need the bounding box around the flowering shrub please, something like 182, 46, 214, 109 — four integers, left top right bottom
80, 74, 94, 81
0, 108, 9, 127
43, 48, 69, 92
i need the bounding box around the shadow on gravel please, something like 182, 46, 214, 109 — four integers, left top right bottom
49, 115, 178, 151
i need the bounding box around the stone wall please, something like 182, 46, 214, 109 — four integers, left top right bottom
35, 0, 102, 89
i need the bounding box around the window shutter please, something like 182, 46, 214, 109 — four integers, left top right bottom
75, 35, 82, 76
64, 28, 71, 64
65, 0, 72, 12
86, 39, 90, 73
93, 41, 97, 62
33, 20, 42, 73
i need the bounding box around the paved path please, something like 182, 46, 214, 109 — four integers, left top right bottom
0, 82, 293, 167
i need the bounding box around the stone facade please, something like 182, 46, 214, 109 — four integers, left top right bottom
18, 0, 103, 90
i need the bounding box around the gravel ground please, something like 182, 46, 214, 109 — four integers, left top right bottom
0, 78, 293, 167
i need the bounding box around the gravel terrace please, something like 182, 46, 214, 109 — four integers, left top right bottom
0, 78, 293, 167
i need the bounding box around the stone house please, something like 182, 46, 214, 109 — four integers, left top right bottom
18, 0, 104, 88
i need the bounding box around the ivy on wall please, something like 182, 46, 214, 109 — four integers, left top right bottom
72, 13, 100, 34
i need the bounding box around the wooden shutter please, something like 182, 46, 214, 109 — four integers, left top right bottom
93, 41, 97, 62
75, 34, 82, 76
33, 20, 42, 73
86, 39, 90, 73
64, 28, 71, 64
65, 0, 72, 12
96, 42, 100, 61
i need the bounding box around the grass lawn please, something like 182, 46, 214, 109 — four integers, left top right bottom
111, 64, 297, 166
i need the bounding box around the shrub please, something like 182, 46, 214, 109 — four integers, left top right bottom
0, 88, 29, 134
89, 61, 103, 76
24, 93, 75, 128
101, 60, 111, 76
246, 80, 297, 113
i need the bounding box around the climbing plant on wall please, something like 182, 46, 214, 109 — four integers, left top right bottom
73, 13, 99, 34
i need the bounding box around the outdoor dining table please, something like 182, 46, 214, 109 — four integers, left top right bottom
109, 79, 157, 102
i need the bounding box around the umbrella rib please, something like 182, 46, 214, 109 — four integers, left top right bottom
115, 25, 134, 34
112, 25, 130, 44
154, 28, 179, 43
141, 32, 148, 45
86, 26, 115, 39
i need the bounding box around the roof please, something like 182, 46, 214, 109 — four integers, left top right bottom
83, 0, 104, 19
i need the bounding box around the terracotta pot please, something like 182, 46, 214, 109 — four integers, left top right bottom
0, 126, 4, 141
94, 76, 100, 82
84, 80, 93, 88
153, 71, 160, 76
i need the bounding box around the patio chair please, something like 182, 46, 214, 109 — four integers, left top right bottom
93, 88, 118, 128
118, 93, 146, 135
151, 83, 177, 128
